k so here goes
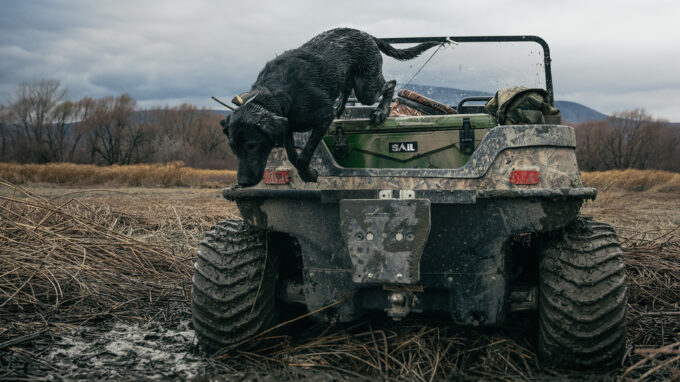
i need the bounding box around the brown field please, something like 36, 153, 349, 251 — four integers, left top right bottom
1, 168, 679, 380
0, 162, 237, 187
3, 162, 680, 192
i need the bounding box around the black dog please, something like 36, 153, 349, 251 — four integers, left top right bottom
221, 28, 439, 187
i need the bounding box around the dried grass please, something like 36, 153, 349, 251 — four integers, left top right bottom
621, 224, 680, 381
0, 179, 193, 327
0, 170, 678, 380
0, 161, 236, 187
583, 169, 680, 193
224, 317, 544, 381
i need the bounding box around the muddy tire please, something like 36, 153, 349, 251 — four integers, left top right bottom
538, 216, 627, 370
191, 219, 276, 353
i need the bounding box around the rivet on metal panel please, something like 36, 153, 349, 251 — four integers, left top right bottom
367, 273, 374, 279
399, 190, 416, 199
395, 233, 403, 241
366, 232, 374, 241
379, 190, 392, 199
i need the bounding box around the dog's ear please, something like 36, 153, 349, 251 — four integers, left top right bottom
259, 115, 287, 146
220, 114, 231, 136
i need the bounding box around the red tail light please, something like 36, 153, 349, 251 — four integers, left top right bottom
263, 170, 291, 185
509, 170, 540, 185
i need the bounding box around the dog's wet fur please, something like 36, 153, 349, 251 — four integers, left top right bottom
222, 28, 439, 187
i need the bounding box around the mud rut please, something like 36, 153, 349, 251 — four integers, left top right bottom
2, 304, 374, 381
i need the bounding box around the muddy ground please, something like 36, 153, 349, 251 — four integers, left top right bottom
1, 185, 679, 381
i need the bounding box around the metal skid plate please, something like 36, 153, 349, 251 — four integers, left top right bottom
339, 199, 431, 284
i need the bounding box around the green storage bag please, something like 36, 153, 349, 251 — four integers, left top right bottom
486, 86, 561, 125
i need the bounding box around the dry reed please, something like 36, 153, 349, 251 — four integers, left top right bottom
0, 161, 236, 187
0, 179, 193, 327
224, 316, 545, 381
583, 169, 680, 192
0, 169, 678, 380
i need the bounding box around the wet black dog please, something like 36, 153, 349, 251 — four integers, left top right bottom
221, 28, 439, 187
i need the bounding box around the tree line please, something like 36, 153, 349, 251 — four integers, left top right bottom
574, 110, 680, 172
1, 79, 678, 172
0, 79, 236, 169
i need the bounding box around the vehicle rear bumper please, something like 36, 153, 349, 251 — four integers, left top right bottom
223, 186, 597, 204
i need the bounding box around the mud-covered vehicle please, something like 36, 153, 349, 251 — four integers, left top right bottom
192, 36, 627, 369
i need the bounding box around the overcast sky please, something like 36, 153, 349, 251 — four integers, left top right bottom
1, 0, 679, 121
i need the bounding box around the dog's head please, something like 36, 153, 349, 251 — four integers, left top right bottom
221, 97, 288, 187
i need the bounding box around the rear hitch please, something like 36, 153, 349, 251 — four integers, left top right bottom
386, 291, 417, 320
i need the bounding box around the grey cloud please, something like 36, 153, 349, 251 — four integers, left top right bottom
1, 0, 679, 120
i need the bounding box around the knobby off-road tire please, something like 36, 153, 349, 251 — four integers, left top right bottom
538, 216, 627, 370
191, 219, 277, 353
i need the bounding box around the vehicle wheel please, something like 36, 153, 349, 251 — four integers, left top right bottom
538, 216, 627, 370
191, 219, 277, 353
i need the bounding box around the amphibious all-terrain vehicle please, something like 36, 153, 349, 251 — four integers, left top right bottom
192, 36, 627, 369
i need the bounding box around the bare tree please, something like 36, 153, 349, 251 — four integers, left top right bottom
575, 109, 680, 171
78, 94, 157, 165
45, 100, 91, 162
82, 95, 133, 164
0, 104, 10, 161
8, 79, 66, 162
147, 104, 234, 168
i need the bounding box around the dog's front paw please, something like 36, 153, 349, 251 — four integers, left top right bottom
370, 109, 387, 125
298, 167, 318, 183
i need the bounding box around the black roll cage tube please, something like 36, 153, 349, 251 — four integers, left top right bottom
382, 35, 554, 106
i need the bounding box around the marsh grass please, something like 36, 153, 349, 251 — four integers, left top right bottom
0, 161, 236, 187
583, 169, 680, 193
0, 168, 678, 380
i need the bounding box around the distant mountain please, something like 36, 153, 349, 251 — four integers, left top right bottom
554, 101, 607, 123
211, 110, 231, 116
208, 84, 609, 124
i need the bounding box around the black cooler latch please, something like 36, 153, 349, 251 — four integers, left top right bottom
460, 117, 474, 155
333, 126, 348, 160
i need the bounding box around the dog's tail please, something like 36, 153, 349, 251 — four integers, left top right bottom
372, 38, 440, 61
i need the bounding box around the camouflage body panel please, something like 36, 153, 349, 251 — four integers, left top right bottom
224, 120, 592, 326
250, 145, 581, 192
242, 123, 583, 192
322, 114, 495, 169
